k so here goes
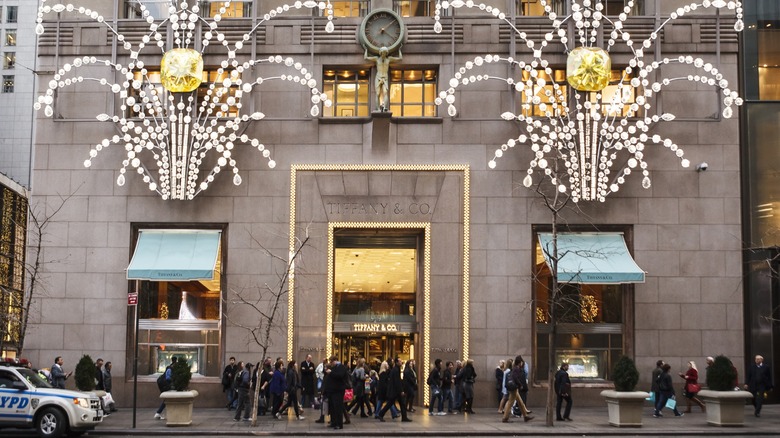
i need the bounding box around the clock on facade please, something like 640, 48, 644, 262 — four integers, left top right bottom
358, 8, 405, 54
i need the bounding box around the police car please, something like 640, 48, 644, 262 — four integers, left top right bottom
0, 362, 103, 438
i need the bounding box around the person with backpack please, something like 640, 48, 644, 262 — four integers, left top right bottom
155, 356, 176, 420
501, 355, 533, 423
233, 361, 253, 422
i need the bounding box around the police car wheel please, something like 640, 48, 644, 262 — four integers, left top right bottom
36, 407, 67, 438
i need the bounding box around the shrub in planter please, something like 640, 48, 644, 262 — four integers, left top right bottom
706, 355, 737, 391
170, 359, 192, 391
74, 354, 96, 391
612, 356, 639, 392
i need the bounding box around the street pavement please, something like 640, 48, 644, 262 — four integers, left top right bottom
24, 403, 780, 437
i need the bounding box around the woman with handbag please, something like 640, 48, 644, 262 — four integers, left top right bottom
679, 360, 706, 413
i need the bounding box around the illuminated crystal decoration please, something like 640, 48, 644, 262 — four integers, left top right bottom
160, 48, 203, 93
434, 0, 744, 202
567, 47, 611, 92
34, 0, 335, 200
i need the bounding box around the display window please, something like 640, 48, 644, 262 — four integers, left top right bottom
532, 226, 635, 382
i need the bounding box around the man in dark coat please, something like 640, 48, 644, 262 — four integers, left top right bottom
222, 356, 238, 409
378, 358, 411, 422
554, 362, 572, 421
651, 359, 663, 404
744, 354, 773, 417
300, 354, 316, 408
326, 356, 350, 429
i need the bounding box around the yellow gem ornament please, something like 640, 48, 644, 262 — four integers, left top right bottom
160, 48, 204, 93
566, 47, 611, 92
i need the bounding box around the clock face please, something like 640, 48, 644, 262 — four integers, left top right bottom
360, 9, 405, 53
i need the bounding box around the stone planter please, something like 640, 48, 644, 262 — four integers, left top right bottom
159, 390, 199, 426
600, 390, 650, 427
697, 390, 752, 426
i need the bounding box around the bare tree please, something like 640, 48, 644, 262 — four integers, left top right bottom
223, 226, 311, 427
0, 192, 74, 356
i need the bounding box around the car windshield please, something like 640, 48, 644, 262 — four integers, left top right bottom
18, 368, 53, 388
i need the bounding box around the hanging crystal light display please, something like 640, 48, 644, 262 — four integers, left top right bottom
434, 0, 744, 202
34, 0, 335, 200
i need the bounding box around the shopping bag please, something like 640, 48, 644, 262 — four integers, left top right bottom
344, 388, 354, 402
665, 396, 676, 410
645, 392, 655, 403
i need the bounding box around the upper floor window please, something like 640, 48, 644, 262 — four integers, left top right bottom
128, 69, 240, 118
330, 0, 368, 17
389, 68, 437, 116
520, 68, 638, 118
322, 68, 370, 117
516, 0, 642, 16
123, 0, 171, 19
394, 0, 435, 17
2, 75, 13, 92
198, 1, 252, 18
3, 52, 15, 70
5, 29, 16, 47
5, 6, 17, 23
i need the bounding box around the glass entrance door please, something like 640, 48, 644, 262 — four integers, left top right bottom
334, 334, 416, 370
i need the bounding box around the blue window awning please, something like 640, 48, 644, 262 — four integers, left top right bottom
538, 232, 645, 284
127, 230, 221, 281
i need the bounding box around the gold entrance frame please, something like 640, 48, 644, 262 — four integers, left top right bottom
287, 164, 471, 403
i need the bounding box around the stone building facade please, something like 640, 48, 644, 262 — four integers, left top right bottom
25, 0, 744, 408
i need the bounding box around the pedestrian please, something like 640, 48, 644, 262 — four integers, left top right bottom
427, 358, 445, 416
347, 358, 370, 417
654, 363, 683, 417
257, 359, 273, 416
233, 362, 253, 422
326, 355, 350, 430
460, 358, 477, 414
276, 360, 305, 420
497, 358, 513, 414
374, 360, 398, 419
155, 356, 176, 420
102, 361, 118, 412
222, 356, 238, 410
269, 359, 287, 418
315, 357, 326, 394
501, 355, 533, 423
51, 356, 72, 389
453, 360, 464, 412
744, 354, 773, 417
300, 354, 316, 408
95, 358, 105, 391
495, 359, 505, 406
403, 358, 418, 412
679, 360, 705, 413
554, 362, 572, 421
651, 359, 663, 405
378, 358, 411, 422
442, 361, 455, 414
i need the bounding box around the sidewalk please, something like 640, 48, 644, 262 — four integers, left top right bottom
88, 403, 780, 436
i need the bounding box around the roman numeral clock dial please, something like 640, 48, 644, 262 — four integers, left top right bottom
358, 9, 405, 54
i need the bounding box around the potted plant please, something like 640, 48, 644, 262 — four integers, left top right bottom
698, 355, 752, 426
74, 355, 96, 392
600, 356, 649, 427
159, 358, 199, 426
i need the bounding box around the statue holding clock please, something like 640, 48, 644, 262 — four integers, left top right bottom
358, 9, 405, 112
